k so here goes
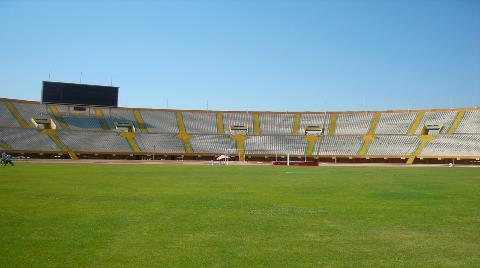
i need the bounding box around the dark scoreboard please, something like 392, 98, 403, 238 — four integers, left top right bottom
42, 81, 119, 107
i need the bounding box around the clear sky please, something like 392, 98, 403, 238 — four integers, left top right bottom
0, 0, 479, 111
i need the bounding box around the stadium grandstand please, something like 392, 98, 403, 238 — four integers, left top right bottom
3, 0, 480, 265
1, 96, 479, 165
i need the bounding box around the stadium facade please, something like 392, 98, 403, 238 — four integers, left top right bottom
0, 97, 479, 164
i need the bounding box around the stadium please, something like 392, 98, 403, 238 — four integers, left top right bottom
1, 89, 480, 165
1, 1, 480, 267
1, 83, 480, 266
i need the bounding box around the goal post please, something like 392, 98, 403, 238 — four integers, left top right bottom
272, 152, 318, 166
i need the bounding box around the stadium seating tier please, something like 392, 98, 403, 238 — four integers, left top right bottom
0, 99, 479, 160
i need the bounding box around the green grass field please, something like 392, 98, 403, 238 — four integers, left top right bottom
1, 163, 479, 267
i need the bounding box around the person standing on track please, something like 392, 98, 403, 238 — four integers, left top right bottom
2, 153, 14, 166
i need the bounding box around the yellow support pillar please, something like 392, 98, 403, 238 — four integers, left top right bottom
292, 113, 301, 135
4, 101, 29, 128
216, 112, 225, 134
48, 104, 70, 130
232, 134, 246, 161
358, 134, 375, 155
328, 113, 337, 136
95, 108, 109, 130
175, 112, 192, 154
67, 152, 78, 160
406, 135, 435, 165
133, 110, 148, 133
407, 111, 425, 136
368, 112, 381, 135
119, 132, 141, 153
42, 129, 78, 160
175, 111, 187, 134
304, 135, 320, 155
253, 112, 260, 135
448, 110, 465, 134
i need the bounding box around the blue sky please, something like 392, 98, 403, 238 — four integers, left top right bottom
0, 0, 479, 111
